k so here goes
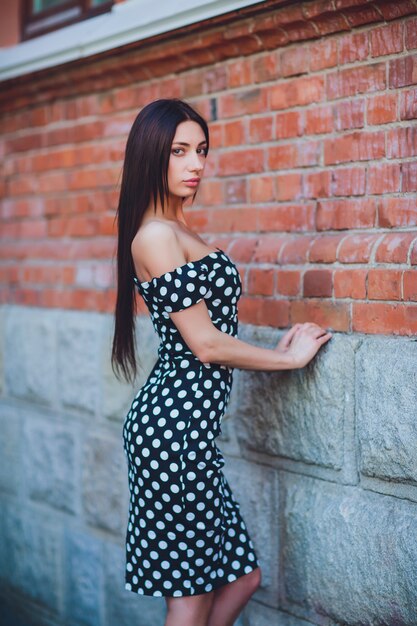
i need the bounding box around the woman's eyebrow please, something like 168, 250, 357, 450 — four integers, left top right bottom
172, 141, 207, 146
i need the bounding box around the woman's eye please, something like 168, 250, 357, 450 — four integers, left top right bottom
171, 148, 207, 155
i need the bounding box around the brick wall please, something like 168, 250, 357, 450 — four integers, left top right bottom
1, 0, 416, 336
1, 2, 417, 625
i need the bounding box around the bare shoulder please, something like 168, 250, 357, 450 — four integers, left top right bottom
131, 221, 187, 282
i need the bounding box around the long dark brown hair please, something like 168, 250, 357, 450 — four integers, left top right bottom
111, 98, 210, 384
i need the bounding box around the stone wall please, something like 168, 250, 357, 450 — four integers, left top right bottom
1, 304, 416, 625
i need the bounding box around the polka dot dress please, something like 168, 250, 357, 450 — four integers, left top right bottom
122, 248, 260, 597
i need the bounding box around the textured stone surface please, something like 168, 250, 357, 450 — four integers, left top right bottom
223, 455, 279, 607
1, 303, 417, 626
57, 311, 103, 415
356, 336, 417, 483
236, 328, 359, 469
0, 406, 21, 494
281, 472, 417, 624
1, 501, 61, 612
244, 601, 314, 626
82, 434, 126, 535
101, 315, 160, 423
104, 541, 166, 626
4, 307, 57, 405
64, 528, 104, 626
23, 418, 77, 513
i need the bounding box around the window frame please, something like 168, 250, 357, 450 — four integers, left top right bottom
21, 0, 114, 42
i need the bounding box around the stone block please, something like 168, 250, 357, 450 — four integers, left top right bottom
357, 336, 417, 482
0, 406, 21, 493
82, 434, 126, 534
23, 418, 77, 513
64, 527, 104, 626
101, 315, 159, 423
57, 311, 103, 416
222, 456, 279, 607
235, 329, 358, 469
244, 601, 314, 626
4, 307, 57, 405
104, 541, 166, 625
2, 504, 61, 611
281, 472, 417, 624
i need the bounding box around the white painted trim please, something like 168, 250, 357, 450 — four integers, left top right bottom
0, 0, 265, 82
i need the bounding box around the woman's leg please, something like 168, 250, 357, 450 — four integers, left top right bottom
165, 590, 216, 626
206, 567, 262, 626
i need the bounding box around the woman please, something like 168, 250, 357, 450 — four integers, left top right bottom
112, 98, 332, 626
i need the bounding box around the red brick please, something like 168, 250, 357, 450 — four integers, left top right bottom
379, 198, 417, 227
218, 149, 264, 175
275, 173, 303, 201
275, 111, 304, 139
332, 167, 366, 196
375, 232, 417, 263
317, 199, 376, 230
309, 235, 345, 263
229, 55, 252, 87
387, 127, 417, 158
324, 131, 385, 165
280, 46, 309, 77
399, 88, 417, 120
367, 93, 398, 125
305, 105, 333, 135
249, 115, 274, 143
268, 141, 320, 169
310, 38, 338, 70
270, 76, 325, 110
247, 268, 274, 296
224, 120, 246, 146
290, 299, 350, 331
342, 5, 383, 28
367, 163, 401, 194
252, 237, 287, 263
353, 302, 417, 335
279, 236, 313, 264
219, 88, 268, 118
368, 269, 402, 300
239, 297, 289, 328
370, 22, 403, 57
402, 162, 417, 192
276, 270, 301, 296
225, 178, 247, 204
18, 219, 47, 239
377, 0, 417, 21
338, 233, 380, 263
67, 216, 99, 238
303, 269, 333, 297
248, 176, 275, 203
333, 99, 365, 130
304, 170, 332, 198
411, 241, 417, 265
405, 17, 417, 49
389, 54, 417, 88
334, 269, 367, 298
252, 52, 280, 84
258, 205, 315, 233
327, 63, 385, 100
403, 270, 417, 300
338, 30, 369, 64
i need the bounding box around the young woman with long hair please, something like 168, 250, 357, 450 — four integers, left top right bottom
111, 98, 332, 626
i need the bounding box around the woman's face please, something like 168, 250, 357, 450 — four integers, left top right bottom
168, 120, 207, 199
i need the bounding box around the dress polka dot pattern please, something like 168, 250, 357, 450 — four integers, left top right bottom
122, 248, 260, 597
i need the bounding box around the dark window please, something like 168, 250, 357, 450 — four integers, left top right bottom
21, 0, 114, 41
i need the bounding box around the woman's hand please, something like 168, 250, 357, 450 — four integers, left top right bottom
282, 322, 332, 368
275, 323, 304, 353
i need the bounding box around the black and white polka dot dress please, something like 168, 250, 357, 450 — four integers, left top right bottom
122, 247, 260, 597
